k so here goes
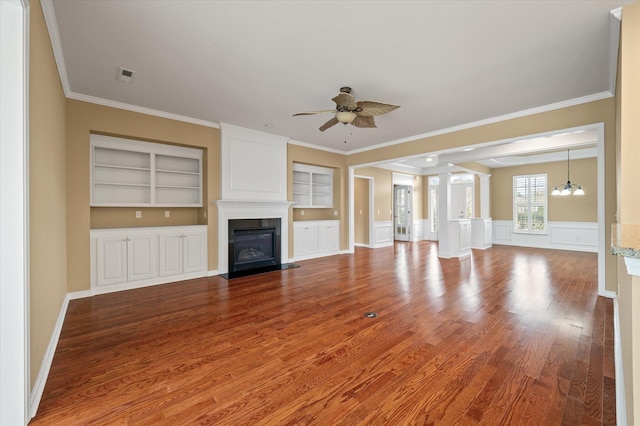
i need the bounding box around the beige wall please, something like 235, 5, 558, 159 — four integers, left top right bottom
29, 0, 68, 387
287, 144, 348, 255
354, 177, 370, 244
354, 167, 393, 222
66, 100, 220, 292
491, 158, 597, 222
618, 3, 640, 423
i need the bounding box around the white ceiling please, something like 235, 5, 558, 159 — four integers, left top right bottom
45, 0, 629, 158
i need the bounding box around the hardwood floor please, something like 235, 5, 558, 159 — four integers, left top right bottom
31, 242, 615, 425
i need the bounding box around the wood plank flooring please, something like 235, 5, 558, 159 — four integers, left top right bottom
31, 242, 615, 425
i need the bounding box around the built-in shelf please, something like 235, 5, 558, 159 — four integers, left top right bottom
91, 134, 203, 207
292, 163, 333, 208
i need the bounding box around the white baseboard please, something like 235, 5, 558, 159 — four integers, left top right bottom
207, 269, 219, 277
613, 296, 627, 426
68, 290, 92, 300
29, 293, 71, 419
354, 242, 371, 248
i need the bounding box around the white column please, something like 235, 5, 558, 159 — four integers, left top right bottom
437, 172, 452, 258
480, 174, 491, 218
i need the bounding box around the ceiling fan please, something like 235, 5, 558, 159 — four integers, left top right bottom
293, 87, 400, 132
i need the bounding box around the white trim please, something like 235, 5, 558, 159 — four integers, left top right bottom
493, 220, 598, 253
608, 9, 622, 96
69, 92, 220, 128
596, 123, 606, 297
40, 0, 69, 96
345, 92, 612, 155
67, 290, 92, 300
29, 292, 70, 419
287, 138, 345, 155
613, 296, 627, 426
0, 1, 30, 423
372, 221, 394, 248
207, 269, 219, 277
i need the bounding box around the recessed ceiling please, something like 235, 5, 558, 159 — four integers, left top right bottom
45, 0, 629, 153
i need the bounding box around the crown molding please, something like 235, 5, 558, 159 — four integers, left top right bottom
40, 0, 70, 96
287, 139, 347, 155
67, 92, 220, 129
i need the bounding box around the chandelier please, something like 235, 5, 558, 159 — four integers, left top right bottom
551, 149, 584, 196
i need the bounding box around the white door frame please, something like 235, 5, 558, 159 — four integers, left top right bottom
0, 0, 30, 424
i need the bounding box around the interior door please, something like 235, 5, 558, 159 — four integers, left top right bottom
394, 185, 412, 241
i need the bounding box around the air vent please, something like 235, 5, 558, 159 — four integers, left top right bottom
117, 67, 136, 83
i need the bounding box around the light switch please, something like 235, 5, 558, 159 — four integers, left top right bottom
135, 211, 142, 219
334, 210, 338, 216
165, 211, 170, 218
301, 210, 305, 216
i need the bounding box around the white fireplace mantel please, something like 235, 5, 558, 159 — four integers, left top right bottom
216, 124, 293, 275
215, 199, 295, 275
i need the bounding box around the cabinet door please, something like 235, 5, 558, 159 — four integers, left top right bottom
159, 233, 184, 277
96, 237, 127, 286
294, 224, 318, 257
317, 224, 339, 253
127, 235, 156, 282
183, 231, 206, 273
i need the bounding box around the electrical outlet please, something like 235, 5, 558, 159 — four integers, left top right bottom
135, 211, 142, 219
165, 211, 170, 218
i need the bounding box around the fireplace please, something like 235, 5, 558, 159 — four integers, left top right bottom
227, 218, 281, 278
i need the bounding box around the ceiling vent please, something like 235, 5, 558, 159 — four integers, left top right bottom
117, 67, 136, 83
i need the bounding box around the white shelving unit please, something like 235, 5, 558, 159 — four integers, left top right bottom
91, 134, 202, 207
292, 163, 333, 208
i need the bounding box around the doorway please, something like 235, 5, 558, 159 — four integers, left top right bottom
394, 185, 412, 241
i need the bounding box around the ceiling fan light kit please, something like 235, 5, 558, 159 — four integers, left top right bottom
551, 149, 585, 196
293, 87, 400, 132
336, 111, 357, 123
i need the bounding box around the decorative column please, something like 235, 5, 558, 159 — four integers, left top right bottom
437, 172, 452, 258
480, 174, 491, 219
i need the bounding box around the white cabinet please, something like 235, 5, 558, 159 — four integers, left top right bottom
317, 222, 339, 253
292, 163, 333, 208
91, 225, 207, 294
95, 234, 156, 286
159, 230, 207, 277
293, 220, 340, 260
91, 134, 203, 207
293, 223, 318, 257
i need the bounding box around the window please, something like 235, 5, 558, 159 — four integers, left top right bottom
513, 174, 547, 233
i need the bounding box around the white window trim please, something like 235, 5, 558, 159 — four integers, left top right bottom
513, 173, 548, 234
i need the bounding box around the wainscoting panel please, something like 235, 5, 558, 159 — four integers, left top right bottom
412, 219, 427, 241
373, 221, 394, 248
492, 220, 598, 252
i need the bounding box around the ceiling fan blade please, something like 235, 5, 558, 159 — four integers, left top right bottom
292, 109, 336, 117
319, 117, 339, 132
356, 101, 400, 117
351, 115, 376, 129
332, 93, 357, 110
